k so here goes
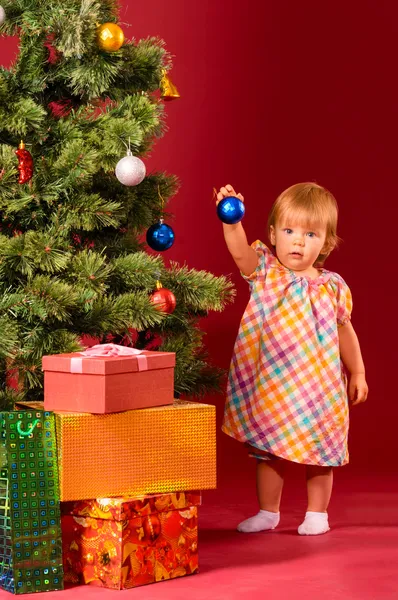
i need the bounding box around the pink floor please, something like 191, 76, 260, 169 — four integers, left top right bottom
1, 464, 397, 600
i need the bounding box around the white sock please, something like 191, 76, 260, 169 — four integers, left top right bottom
298, 511, 330, 535
237, 509, 280, 533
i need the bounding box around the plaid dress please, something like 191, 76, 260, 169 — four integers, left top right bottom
222, 241, 352, 467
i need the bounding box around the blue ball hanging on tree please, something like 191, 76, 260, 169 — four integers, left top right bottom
146, 219, 175, 251
217, 196, 245, 224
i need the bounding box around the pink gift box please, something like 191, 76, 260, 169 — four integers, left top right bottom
42, 350, 175, 413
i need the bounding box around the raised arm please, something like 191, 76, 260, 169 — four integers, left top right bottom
216, 184, 258, 276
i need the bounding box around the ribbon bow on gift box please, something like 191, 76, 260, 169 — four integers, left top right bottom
81, 344, 144, 357
70, 344, 148, 373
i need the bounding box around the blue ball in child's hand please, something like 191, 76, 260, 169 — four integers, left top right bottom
217, 196, 245, 224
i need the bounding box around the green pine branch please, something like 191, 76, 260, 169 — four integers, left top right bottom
164, 262, 236, 312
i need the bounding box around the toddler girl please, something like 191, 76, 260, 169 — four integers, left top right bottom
218, 182, 368, 535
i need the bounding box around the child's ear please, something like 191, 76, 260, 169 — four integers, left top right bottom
269, 225, 276, 246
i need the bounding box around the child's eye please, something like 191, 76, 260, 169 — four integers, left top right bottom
284, 228, 293, 234
307, 232, 316, 238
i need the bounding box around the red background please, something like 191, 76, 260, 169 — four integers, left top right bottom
1, 1, 396, 475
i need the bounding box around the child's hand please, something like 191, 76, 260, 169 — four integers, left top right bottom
214, 184, 244, 206
349, 373, 368, 406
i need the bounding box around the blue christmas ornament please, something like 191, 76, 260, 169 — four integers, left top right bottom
146, 219, 175, 251
216, 196, 245, 224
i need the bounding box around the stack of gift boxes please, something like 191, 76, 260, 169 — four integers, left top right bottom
0, 345, 216, 594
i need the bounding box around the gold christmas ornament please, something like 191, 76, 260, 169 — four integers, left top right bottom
97, 22, 125, 52
161, 69, 180, 100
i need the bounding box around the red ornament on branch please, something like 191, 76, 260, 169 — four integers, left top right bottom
15, 141, 33, 184
149, 281, 176, 314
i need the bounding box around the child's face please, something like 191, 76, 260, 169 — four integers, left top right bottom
269, 218, 327, 272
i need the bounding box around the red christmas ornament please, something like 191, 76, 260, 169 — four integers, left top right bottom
15, 141, 33, 184
149, 281, 176, 314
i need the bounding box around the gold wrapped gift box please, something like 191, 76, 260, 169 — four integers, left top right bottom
17, 401, 216, 501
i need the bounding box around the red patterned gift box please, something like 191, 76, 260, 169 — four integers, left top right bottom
42, 348, 175, 414
61, 491, 201, 590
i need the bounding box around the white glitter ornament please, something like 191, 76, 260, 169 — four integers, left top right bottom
0, 6, 6, 25
115, 150, 146, 186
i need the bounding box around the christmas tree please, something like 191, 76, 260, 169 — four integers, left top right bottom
0, 0, 234, 407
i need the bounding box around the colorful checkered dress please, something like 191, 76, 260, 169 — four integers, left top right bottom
222, 240, 352, 467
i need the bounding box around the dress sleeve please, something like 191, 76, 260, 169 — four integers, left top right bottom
241, 240, 274, 283
335, 275, 353, 326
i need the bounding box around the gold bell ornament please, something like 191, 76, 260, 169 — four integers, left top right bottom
160, 69, 180, 101
96, 22, 125, 52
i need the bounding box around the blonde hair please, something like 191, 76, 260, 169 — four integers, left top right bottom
267, 182, 341, 264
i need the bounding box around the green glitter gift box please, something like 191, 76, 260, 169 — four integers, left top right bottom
0, 410, 64, 594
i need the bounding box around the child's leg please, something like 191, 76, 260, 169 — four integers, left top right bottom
306, 465, 333, 512
298, 465, 333, 535
257, 459, 286, 511
237, 459, 285, 533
